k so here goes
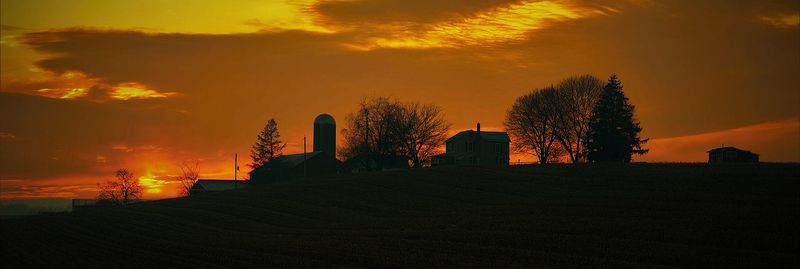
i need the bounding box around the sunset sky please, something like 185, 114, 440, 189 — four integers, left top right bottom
1, 0, 798, 200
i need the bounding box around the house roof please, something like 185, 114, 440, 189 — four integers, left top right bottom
707, 146, 759, 156
193, 179, 248, 191
446, 130, 510, 143
275, 151, 323, 166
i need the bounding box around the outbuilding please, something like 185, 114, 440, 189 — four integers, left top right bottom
708, 146, 759, 163
248, 151, 340, 183
190, 179, 248, 195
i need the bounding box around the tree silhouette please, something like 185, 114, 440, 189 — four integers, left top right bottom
505, 86, 562, 164
585, 75, 649, 162
97, 169, 142, 205
397, 102, 450, 168
176, 160, 199, 196
551, 75, 604, 163
249, 118, 286, 169
341, 97, 448, 169
340, 97, 404, 170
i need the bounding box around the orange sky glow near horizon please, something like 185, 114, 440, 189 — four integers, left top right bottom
1, 0, 798, 200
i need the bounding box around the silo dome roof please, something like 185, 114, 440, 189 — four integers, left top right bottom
314, 114, 335, 125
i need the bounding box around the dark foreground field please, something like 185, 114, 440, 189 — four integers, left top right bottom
2, 164, 799, 268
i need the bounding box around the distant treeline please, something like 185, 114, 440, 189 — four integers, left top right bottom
248, 74, 647, 168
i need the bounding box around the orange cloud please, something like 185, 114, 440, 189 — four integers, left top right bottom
2, 70, 176, 101
640, 118, 800, 162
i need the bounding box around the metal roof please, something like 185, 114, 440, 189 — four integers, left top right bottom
193, 180, 249, 191
249, 151, 324, 174
446, 130, 510, 143
707, 146, 759, 156
273, 151, 323, 167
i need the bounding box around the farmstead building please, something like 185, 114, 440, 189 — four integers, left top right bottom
248, 114, 341, 183
708, 146, 759, 163
432, 123, 510, 166
190, 180, 248, 195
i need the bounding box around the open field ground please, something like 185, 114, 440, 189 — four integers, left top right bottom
2, 163, 798, 268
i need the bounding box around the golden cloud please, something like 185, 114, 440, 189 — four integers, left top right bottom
349, 0, 613, 49
760, 14, 800, 28
110, 82, 177, 100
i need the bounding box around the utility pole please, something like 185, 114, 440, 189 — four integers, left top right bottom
303, 136, 307, 178
234, 153, 238, 188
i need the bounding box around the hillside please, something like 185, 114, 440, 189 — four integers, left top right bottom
2, 164, 799, 268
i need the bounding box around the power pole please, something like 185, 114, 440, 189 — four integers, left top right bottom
234, 153, 238, 188
303, 136, 307, 178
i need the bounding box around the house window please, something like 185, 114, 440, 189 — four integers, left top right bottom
465, 142, 474, 152
494, 143, 502, 153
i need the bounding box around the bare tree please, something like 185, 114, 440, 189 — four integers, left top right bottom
397, 102, 450, 168
176, 160, 199, 196
97, 169, 142, 205
340, 97, 405, 170
341, 97, 451, 169
505, 86, 562, 164
552, 75, 604, 163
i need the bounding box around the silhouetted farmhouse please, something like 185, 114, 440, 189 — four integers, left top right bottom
190, 180, 248, 195
708, 146, 759, 163
249, 114, 341, 183
432, 123, 510, 166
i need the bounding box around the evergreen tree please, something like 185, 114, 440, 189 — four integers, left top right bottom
249, 118, 286, 168
585, 75, 648, 162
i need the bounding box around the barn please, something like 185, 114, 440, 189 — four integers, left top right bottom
248, 113, 342, 183
189, 179, 249, 195
248, 151, 340, 183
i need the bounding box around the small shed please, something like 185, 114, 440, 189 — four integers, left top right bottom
708, 147, 759, 163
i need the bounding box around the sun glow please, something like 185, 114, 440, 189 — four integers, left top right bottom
137, 172, 168, 194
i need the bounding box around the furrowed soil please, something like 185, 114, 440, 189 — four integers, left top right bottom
2, 163, 798, 268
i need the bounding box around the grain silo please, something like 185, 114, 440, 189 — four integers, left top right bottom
313, 114, 336, 158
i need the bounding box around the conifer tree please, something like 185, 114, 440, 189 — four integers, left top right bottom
249, 118, 286, 168
585, 75, 648, 162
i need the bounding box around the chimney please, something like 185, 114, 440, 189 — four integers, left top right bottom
475, 122, 482, 165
